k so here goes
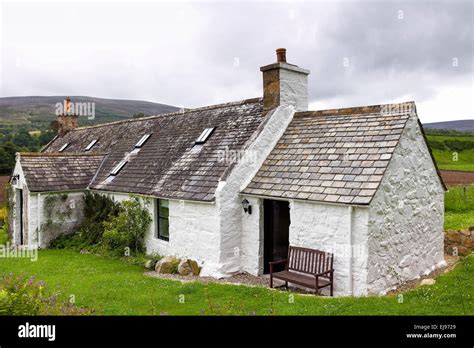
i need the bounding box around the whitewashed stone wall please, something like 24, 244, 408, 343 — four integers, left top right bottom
104, 192, 222, 276
29, 192, 85, 248
11, 161, 86, 248
367, 114, 445, 294
289, 200, 369, 296
10, 160, 26, 246
240, 196, 263, 275
279, 66, 309, 111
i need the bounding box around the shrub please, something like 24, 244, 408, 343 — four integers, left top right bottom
102, 196, 151, 256
80, 192, 121, 245
50, 192, 120, 250
0, 273, 93, 315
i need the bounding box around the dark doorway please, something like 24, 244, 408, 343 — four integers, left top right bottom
263, 199, 290, 274
18, 189, 23, 245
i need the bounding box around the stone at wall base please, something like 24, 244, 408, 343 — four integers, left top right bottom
420, 279, 436, 286
155, 256, 179, 274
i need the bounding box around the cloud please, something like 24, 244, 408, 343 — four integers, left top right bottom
0, 0, 472, 122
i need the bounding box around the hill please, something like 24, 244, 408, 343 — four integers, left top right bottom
423, 119, 473, 132
0, 96, 179, 128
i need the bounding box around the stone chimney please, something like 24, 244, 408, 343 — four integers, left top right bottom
57, 97, 78, 136
260, 48, 310, 112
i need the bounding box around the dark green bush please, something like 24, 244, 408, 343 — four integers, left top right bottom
80, 192, 121, 245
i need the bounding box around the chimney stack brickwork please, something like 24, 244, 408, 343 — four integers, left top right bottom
57, 97, 78, 136
261, 49, 310, 112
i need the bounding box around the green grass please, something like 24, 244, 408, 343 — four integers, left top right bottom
444, 185, 474, 230
0, 249, 472, 315
445, 212, 474, 231
430, 148, 474, 171
0, 227, 7, 245
445, 185, 474, 213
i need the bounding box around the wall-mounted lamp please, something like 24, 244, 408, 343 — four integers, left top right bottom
241, 199, 252, 215
10, 174, 19, 186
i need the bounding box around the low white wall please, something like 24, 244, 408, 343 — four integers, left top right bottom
29, 192, 86, 248
289, 200, 369, 296
367, 114, 445, 294
103, 192, 221, 276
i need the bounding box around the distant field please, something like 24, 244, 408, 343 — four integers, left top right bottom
427, 134, 474, 172
431, 149, 474, 171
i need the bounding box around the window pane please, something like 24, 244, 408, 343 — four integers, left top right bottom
159, 200, 169, 218
159, 217, 169, 239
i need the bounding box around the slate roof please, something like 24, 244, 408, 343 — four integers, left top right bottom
19, 153, 105, 192
242, 102, 417, 205
40, 98, 265, 201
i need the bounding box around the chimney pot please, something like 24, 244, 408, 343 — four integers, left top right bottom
260, 48, 310, 112
276, 48, 286, 63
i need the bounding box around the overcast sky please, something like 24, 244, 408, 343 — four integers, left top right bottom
0, 0, 472, 123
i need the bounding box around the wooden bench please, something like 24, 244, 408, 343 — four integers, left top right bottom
269, 246, 334, 296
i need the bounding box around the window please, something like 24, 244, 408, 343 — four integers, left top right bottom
156, 199, 169, 241
85, 139, 98, 151
135, 134, 151, 148
195, 128, 215, 144
110, 160, 127, 176
59, 143, 69, 152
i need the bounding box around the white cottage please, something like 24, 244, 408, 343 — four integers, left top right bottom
9, 49, 446, 296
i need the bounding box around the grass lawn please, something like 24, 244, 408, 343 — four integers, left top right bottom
0, 249, 472, 315
444, 185, 474, 230
445, 212, 474, 231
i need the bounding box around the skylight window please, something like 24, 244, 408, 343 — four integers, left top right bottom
135, 134, 151, 148
195, 128, 215, 145
59, 143, 69, 152
110, 160, 127, 176
85, 139, 98, 151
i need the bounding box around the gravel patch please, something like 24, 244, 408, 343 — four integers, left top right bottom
144, 271, 318, 294
145, 255, 460, 296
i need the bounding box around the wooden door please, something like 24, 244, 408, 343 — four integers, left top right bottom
263, 199, 290, 274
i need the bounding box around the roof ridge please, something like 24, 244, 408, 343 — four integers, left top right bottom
74, 97, 263, 130
19, 152, 107, 157
296, 101, 416, 117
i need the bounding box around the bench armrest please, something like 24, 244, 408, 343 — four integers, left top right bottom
314, 269, 334, 277
269, 259, 287, 273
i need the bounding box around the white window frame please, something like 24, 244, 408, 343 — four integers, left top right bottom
195, 127, 215, 144
135, 134, 151, 148
110, 160, 127, 176
85, 139, 98, 151
59, 143, 69, 152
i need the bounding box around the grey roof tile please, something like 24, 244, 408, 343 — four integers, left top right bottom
242, 102, 415, 205
42, 98, 264, 201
